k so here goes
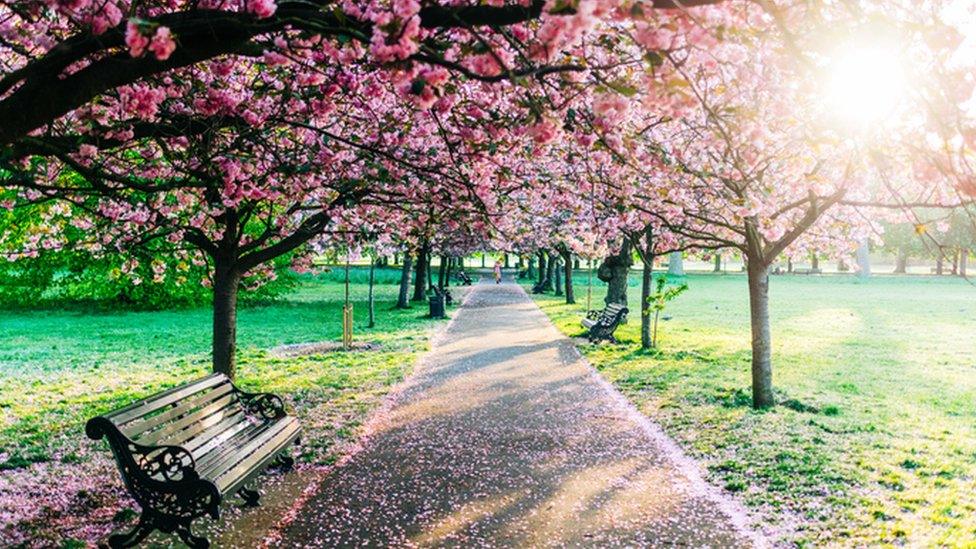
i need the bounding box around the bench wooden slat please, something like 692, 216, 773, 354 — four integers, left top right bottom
194, 422, 272, 475
214, 419, 301, 493
198, 419, 293, 481
164, 403, 253, 451
182, 409, 251, 455
108, 374, 227, 426
137, 392, 240, 447
123, 382, 235, 439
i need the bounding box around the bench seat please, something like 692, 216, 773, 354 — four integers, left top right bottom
580, 303, 628, 342
86, 373, 300, 549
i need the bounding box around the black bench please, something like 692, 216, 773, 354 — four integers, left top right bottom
581, 303, 628, 343
86, 373, 301, 548
432, 285, 454, 305
531, 277, 550, 294
454, 271, 474, 285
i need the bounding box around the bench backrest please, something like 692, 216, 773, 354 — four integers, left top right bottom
602, 303, 626, 320
98, 373, 249, 456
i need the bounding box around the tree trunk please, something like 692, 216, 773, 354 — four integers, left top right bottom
543, 251, 555, 291
438, 254, 446, 289
746, 258, 774, 409
368, 256, 376, 328
397, 254, 412, 309
537, 251, 547, 286
527, 256, 536, 279
504, 253, 510, 268
640, 227, 654, 350
426, 253, 433, 290
713, 253, 722, 272
212, 260, 241, 379
936, 253, 944, 276
445, 256, 453, 287
960, 249, 969, 277
811, 253, 819, 271
894, 248, 908, 274
562, 249, 575, 304
600, 238, 632, 312
481, 254, 486, 268
413, 247, 428, 300
554, 254, 563, 296
856, 238, 871, 278
668, 251, 684, 276
952, 249, 959, 275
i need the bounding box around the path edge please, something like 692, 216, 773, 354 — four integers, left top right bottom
514, 282, 772, 549
259, 283, 480, 547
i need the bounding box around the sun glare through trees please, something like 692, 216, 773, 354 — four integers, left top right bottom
2, 0, 976, 547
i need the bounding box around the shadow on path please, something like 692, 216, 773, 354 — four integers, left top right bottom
278, 279, 763, 547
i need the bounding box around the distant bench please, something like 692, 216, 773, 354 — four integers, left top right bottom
454, 271, 474, 285
86, 373, 300, 548
581, 303, 628, 343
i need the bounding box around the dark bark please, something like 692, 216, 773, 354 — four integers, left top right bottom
961, 249, 969, 277
212, 257, 241, 379
437, 254, 447, 289
397, 254, 413, 309
554, 254, 563, 296
747, 258, 774, 408
636, 226, 655, 350
368, 256, 376, 328
481, 254, 486, 268
527, 256, 536, 279
445, 256, 453, 288
561, 249, 575, 304
537, 251, 547, 286
504, 253, 510, 268
413, 246, 428, 300
543, 251, 555, 291
713, 253, 722, 272
936, 253, 944, 276
811, 254, 820, 271
599, 238, 632, 311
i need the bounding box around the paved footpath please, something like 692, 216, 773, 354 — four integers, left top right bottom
279, 278, 764, 548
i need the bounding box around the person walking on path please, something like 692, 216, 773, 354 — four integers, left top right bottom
493, 260, 502, 284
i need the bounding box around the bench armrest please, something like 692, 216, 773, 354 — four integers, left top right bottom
234, 388, 288, 420
87, 417, 200, 481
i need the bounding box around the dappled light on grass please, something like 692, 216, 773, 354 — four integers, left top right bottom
0, 272, 447, 546
528, 273, 976, 546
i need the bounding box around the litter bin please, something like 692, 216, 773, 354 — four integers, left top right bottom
429, 293, 446, 319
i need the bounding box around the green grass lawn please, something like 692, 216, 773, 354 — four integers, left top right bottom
0, 267, 449, 546
529, 272, 976, 547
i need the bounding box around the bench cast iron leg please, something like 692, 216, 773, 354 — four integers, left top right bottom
174, 518, 210, 549
238, 486, 261, 507
108, 511, 156, 548
275, 452, 295, 471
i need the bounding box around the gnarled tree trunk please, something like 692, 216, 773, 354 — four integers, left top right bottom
599, 237, 632, 316
746, 257, 774, 408
413, 245, 428, 300
212, 257, 241, 378
561, 248, 575, 304
397, 254, 413, 309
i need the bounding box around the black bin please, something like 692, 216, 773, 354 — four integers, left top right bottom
429, 294, 446, 318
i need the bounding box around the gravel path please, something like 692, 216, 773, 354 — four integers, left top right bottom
278, 277, 764, 547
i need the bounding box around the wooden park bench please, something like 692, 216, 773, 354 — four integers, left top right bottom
531, 277, 550, 294
432, 285, 454, 305
580, 303, 629, 343
86, 373, 301, 548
